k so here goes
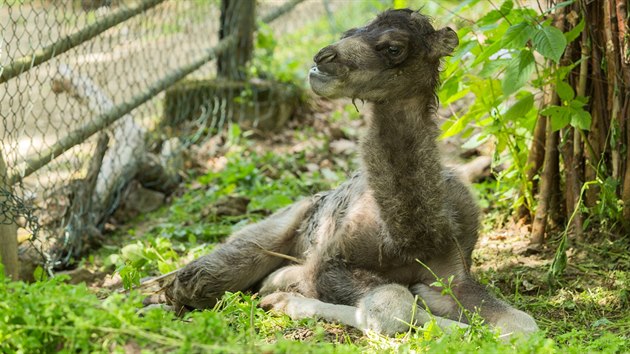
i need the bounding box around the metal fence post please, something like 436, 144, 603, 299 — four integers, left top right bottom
0, 149, 18, 279
217, 0, 256, 80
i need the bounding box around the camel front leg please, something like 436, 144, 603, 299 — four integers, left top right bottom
164, 198, 313, 310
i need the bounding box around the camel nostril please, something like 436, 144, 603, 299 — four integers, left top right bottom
314, 46, 337, 65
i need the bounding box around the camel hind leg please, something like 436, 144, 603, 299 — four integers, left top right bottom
164, 198, 313, 310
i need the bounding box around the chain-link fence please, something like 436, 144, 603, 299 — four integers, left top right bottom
0, 0, 343, 278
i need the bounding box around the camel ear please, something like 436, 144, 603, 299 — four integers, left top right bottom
429, 27, 459, 58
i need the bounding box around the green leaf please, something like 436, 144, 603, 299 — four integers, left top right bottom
471, 39, 504, 67
533, 25, 567, 63
451, 40, 478, 62
477, 10, 505, 27
504, 93, 534, 121
571, 109, 591, 130
478, 58, 509, 78
574, 95, 590, 104
121, 243, 145, 263
541, 105, 570, 131
499, 0, 514, 13
256, 22, 277, 52
439, 75, 461, 103
440, 116, 469, 138
502, 50, 535, 95
393, 0, 408, 9
564, 17, 585, 43
502, 22, 535, 48
477, 0, 513, 26
462, 133, 490, 150
33, 266, 48, 281
257, 194, 293, 211
547, 231, 568, 286
568, 102, 592, 130
555, 60, 583, 80
540, 105, 561, 117
443, 87, 470, 105
556, 80, 575, 101
158, 261, 176, 274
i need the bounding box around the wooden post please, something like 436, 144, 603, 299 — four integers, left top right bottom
0, 149, 18, 279
217, 0, 256, 80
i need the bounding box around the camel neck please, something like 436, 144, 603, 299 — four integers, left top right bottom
361, 96, 451, 249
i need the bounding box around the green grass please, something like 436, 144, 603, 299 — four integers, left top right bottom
1, 268, 626, 353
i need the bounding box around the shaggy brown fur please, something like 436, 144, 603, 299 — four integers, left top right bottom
163, 9, 538, 336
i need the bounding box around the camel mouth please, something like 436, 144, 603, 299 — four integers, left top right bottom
309, 67, 337, 90
309, 66, 336, 79
309, 66, 342, 97
311, 62, 350, 77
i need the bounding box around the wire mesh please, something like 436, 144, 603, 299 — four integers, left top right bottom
0, 0, 340, 273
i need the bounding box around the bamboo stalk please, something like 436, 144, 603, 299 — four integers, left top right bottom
615, 0, 630, 231
531, 90, 559, 246
585, 9, 605, 206
519, 98, 548, 220
533, 2, 566, 239
562, 129, 581, 237
604, 0, 622, 180
547, 132, 561, 230
567, 28, 591, 241
526, 116, 547, 191
549, 8, 577, 230
622, 99, 630, 229
0, 0, 167, 84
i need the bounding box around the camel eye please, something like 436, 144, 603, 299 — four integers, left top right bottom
388, 46, 402, 56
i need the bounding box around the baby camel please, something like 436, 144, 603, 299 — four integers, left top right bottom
163, 9, 538, 337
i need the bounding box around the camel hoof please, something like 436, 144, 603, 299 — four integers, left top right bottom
260, 291, 296, 312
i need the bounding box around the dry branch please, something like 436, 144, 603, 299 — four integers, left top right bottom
562, 29, 591, 241
57, 133, 109, 261
531, 115, 559, 246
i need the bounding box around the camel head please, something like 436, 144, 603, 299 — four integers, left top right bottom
309, 9, 458, 102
